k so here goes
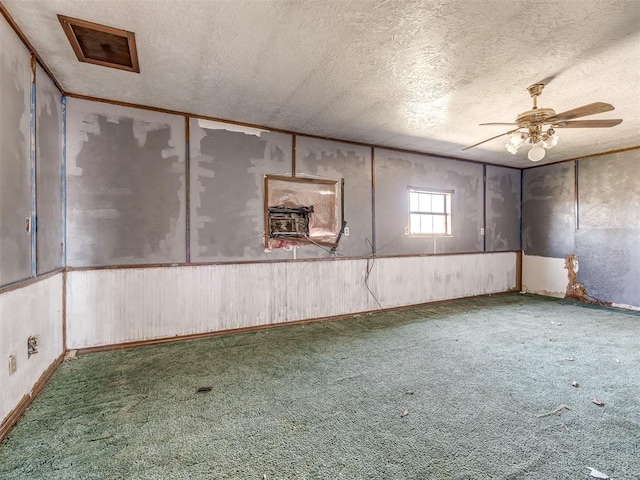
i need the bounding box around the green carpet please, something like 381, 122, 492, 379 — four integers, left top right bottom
1, 293, 638, 479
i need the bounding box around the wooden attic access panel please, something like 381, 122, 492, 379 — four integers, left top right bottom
58, 15, 139, 73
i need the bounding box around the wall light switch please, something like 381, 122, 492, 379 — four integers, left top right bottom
480, 227, 485, 236
9, 355, 17, 375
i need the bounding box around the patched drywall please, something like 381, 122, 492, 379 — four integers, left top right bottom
575, 150, 640, 307
35, 64, 63, 274
522, 162, 575, 257
485, 165, 520, 252
0, 18, 32, 287
374, 149, 483, 255
295, 137, 372, 258
65, 99, 186, 267
189, 119, 292, 262
521, 254, 567, 298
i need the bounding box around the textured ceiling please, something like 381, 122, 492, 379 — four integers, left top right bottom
3, 0, 640, 167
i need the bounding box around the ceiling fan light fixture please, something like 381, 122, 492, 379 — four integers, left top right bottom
528, 142, 546, 162
509, 131, 527, 146
542, 129, 559, 148
506, 142, 520, 154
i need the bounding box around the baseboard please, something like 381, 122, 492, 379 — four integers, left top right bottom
75, 290, 519, 356
0, 353, 64, 444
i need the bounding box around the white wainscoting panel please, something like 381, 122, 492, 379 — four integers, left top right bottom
67, 252, 516, 349
522, 254, 568, 298
0, 274, 63, 424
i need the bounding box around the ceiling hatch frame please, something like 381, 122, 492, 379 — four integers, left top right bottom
58, 14, 139, 73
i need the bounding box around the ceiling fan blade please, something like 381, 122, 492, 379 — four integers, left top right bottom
479, 122, 518, 126
554, 119, 623, 128
546, 102, 614, 122
462, 128, 519, 151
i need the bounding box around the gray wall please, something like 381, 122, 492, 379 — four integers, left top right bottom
0, 18, 32, 286
522, 149, 640, 307
189, 119, 291, 262
65, 99, 186, 267
522, 162, 575, 257
486, 165, 521, 252
296, 137, 372, 258
575, 150, 640, 306
36, 64, 63, 274
374, 149, 484, 255
63, 99, 520, 268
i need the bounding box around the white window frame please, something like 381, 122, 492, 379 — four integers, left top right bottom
407, 187, 453, 236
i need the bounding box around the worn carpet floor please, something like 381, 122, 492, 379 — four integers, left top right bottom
0, 293, 639, 479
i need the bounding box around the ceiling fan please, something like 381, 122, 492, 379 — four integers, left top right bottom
462, 83, 623, 161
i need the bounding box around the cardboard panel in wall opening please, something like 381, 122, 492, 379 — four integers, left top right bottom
374, 149, 483, 255
189, 118, 292, 262
295, 137, 372, 258
485, 165, 521, 252
36, 64, 64, 274
522, 162, 575, 258
65, 98, 186, 267
575, 150, 640, 307
0, 18, 32, 286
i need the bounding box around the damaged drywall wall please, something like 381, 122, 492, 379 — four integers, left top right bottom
35, 64, 63, 274
522, 162, 575, 257
374, 149, 483, 255
575, 149, 640, 307
485, 165, 521, 252
66, 99, 186, 266
0, 19, 32, 286
189, 119, 292, 262
295, 137, 372, 258
522, 150, 640, 308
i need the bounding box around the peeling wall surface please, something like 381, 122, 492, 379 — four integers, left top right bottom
485, 165, 521, 252
0, 274, 63, 424
521, 149, 640, 308
0, 18, 32, 286
374, 150, 483, 255
576, 150, 640, 307
522, 162, 575, 257
66, 252, 516, 349
189, 119, 291, 262
65, 99, 186, 267
295, 137, 372, 258
35, 64, 63, 274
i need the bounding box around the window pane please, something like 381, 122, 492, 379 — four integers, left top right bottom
431, 194, 445, 213
410, 192, 419, 212
410, 214, 421, 233
419, 193, 431, 213
433, 215, 446, 234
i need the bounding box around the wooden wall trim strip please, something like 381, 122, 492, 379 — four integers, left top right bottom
0, 1, 64, 93
63, 92, 520, 171
291, 135, 296, 177
0, 353, 64, 444
185, 116, 191, 263
73, 290, 520, 356
62, 270, 68, 351
0, 269, 64, 295
370, 146, 376, 254
64, 250, 521, 272
522, 145, 640, 170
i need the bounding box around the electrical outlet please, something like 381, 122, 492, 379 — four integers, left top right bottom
344, 227, 350, 237
480, 227, 485, 235
9, 355, 17, 375
28, 336, 39, 358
